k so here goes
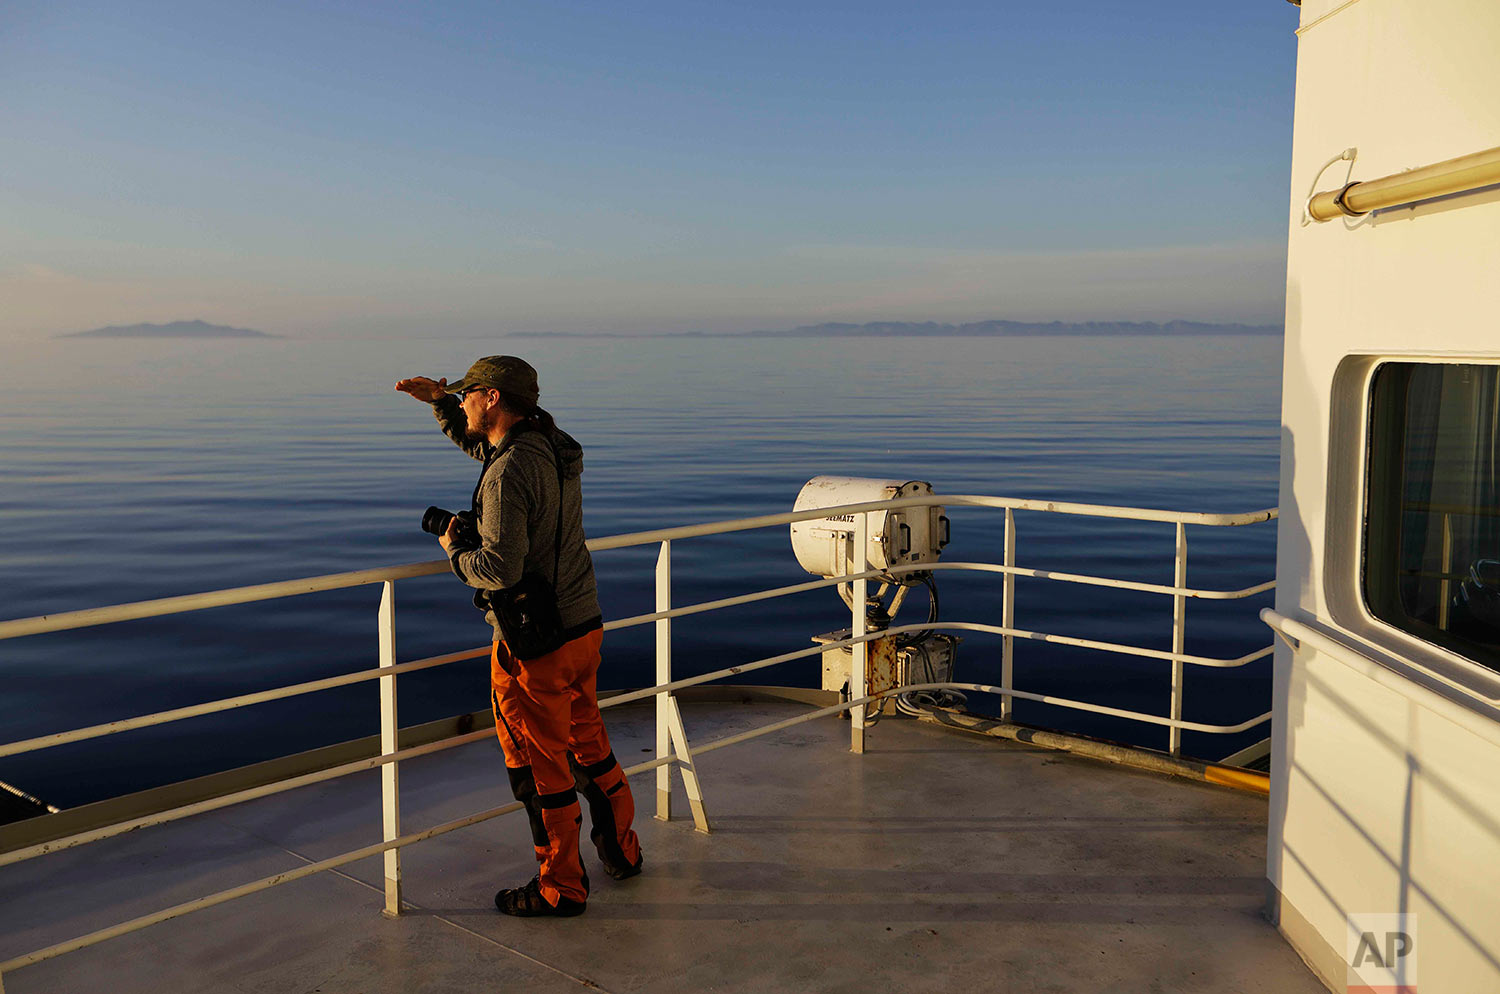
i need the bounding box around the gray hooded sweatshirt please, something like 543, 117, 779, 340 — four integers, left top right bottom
432, 395, 603, 644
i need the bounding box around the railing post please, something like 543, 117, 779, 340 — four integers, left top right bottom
655, 540, 672, 822
1001, 507, 1016, 721
377, 581, 401, 917
653, 539, 710, 832
851, 513, 868, 754
1169, 523, 1187, 757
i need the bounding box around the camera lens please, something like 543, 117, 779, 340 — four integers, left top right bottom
421, 506, 455, 537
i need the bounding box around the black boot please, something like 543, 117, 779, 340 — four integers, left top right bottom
495, 876, 586, 917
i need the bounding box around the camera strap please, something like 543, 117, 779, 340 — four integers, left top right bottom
541, 435, 564, 589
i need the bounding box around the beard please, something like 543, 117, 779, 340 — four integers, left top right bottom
463, 407, 491, 438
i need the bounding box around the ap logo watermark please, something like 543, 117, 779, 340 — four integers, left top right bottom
1347, 913, 1417, 993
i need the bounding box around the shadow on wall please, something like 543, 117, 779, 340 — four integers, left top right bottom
1267, 277, 1312, 904
1267, 274, 1500, 982
1299, 668, 1500, 974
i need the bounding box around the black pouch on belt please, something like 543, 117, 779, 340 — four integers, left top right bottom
486, 576, 565, 661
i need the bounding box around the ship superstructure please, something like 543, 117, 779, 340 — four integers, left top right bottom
1262, 1, 1500, 990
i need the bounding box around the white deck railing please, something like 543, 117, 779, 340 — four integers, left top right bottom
0, 493, 1276, 988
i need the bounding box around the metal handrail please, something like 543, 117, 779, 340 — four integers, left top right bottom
0, 573, 1272, 762
0, 615, 1275, 872
586, 494, 1276, 551
0, 495, 1275, 642
607, 561, 1273, 632
0, 494, 1279, 762
0, 561, 449, 642
0, 495, 1278, 765
1307, 143, 1500, 223
0, 611, 1272, 764
0, 493, 1277, 988
0, 647, 490, 761
1261, 610, 1500, 738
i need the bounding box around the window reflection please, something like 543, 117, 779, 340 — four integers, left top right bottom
1366, 363, 1500, 672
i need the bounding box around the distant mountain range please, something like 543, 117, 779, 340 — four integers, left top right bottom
512, 319, 1282, 339
61, 320, 274, 339
756, 319, 1279, 337
774, 322, 1278, 338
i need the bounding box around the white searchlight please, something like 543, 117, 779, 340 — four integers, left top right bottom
790, 476, 962, 718
789, 475, 949, 610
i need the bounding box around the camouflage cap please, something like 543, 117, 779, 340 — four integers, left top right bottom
446, 355, 539, 405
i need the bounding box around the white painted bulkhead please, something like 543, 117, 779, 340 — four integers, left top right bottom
1271, 1, 1500, 991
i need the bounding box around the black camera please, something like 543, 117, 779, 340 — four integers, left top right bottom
421, 506, 479, 547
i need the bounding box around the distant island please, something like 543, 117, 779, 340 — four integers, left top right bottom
511, 319, 1282, 339
60, 320, 275, 339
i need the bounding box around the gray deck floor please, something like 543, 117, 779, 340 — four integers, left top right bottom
0, 701, 1321, 994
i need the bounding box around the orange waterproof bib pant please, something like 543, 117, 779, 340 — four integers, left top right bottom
490, 628, 641, 906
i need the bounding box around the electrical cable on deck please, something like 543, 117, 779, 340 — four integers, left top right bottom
896, 635, 966, 717
884, 577, 965, 717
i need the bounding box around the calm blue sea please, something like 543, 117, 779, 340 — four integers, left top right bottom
0, 334, 1282, 808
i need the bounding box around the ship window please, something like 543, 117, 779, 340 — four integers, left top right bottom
1365, 362, 1500, 673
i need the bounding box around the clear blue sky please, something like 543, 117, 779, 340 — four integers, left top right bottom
1, 1, 1299, 338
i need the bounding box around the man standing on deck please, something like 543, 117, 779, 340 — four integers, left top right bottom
396, 357, 642, 917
